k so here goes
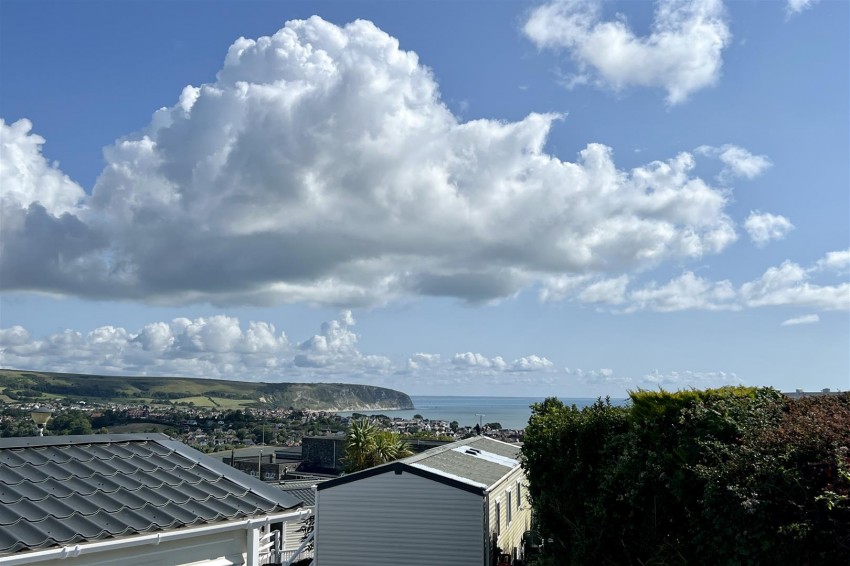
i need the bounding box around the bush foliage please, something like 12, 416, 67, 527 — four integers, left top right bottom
522, 388, 850, 565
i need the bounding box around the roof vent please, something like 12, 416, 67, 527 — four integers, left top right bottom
465, 448, 481, 455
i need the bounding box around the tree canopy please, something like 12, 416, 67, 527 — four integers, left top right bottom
47, 409, 93, 436
522, 388, 850, 565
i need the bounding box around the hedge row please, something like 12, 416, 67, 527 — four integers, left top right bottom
521, 388, 850, 565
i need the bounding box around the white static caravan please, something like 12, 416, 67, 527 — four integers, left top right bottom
0, 434, 308, 566
315, 436, 531, 566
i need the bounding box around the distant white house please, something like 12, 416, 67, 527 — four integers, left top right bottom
0, 433, 309, 566
314, 436, 531, 566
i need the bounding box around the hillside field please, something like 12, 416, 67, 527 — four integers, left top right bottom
0, 369, 414, 411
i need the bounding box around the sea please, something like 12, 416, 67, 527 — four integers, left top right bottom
338, 395, 627, 431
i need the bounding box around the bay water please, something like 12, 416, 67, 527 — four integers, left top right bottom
338, 395, 627, 430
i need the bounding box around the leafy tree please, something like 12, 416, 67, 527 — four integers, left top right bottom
450, 420, 459, 433
521, 389, 850, 565
522, 397, 629, 563
485, 422, 502, 430
1, 418, 38, 437
47, 410, 93, 435
91, 409, 126, 428
691, 392, 850, 563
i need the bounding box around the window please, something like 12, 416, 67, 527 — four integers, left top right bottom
516, 481, 522, 509
495, 500, 501, 535
507, 490, 512, 524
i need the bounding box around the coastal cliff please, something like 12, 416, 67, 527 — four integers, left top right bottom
257, 382, 414, 411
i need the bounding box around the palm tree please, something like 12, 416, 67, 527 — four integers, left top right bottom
344, 419, 413, 472
344, 418, 378, 472
372, 430, 413, 466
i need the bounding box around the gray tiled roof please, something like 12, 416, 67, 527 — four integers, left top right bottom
402, 436, 521, 489
276, 479, 328, 507
0, 434, 303, 556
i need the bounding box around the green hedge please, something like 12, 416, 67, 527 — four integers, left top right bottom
522, 388, 850, 564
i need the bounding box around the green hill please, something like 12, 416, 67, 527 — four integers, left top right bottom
0, 369, 414, 411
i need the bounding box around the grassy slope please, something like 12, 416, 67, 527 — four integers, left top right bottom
0, 369, 414, 410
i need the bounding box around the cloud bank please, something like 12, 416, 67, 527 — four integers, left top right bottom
523, 0, 731, 104
0, 312, 735, 394
542, 250, 850, 312
0, 308, 576, 392
2, 17, 750, 307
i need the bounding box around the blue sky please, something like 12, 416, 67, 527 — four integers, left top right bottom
1, 0, 847, 396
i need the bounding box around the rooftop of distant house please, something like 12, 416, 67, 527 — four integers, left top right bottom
784, 388, 844, 399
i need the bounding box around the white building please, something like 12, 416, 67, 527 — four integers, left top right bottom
315, 436, 531, 566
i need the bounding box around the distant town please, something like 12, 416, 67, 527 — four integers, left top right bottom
0, 398, 526, 452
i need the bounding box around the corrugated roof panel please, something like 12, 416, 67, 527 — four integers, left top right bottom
279, 487, 316, 507
276, 479, 326, 507
0, 434, 303, 557
0, 450, 27, 468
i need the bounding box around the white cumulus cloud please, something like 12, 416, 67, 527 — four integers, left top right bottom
781, 314, 819, 326
786, 0, 819, 16
816, 250, 850, 272
451, 352, 508, 371
449, 352, 558, 374
696, 144, 772, 181
626, 271, 737, 312
295, 311, 391, 372
0, 315, 291, 378
578, 275, 629, 305
744, 211, 794, 247
523, 0, 731, 104
0, 326, 31, 346
2, 17, 740, 306
539, 274, 592, 302
510, 355, 555, 372
740, 259, 850, 311
406, 352, 442, 371
0, 119, 106, 297
0, 118, 87, 216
